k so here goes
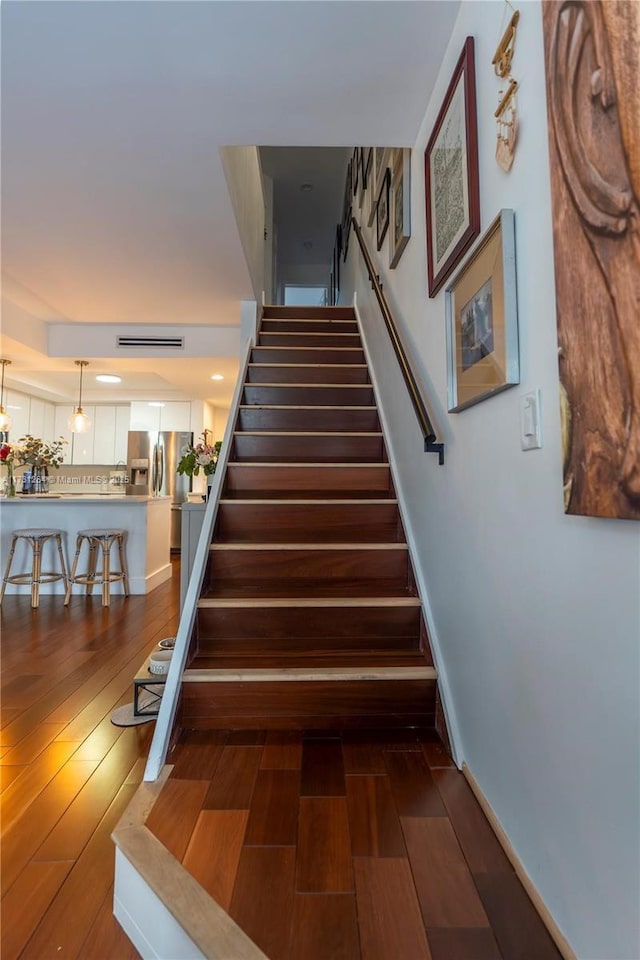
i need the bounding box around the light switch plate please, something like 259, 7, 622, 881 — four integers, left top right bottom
520, 389, 542, 451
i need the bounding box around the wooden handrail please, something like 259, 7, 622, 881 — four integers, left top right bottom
351, 217, 444, 464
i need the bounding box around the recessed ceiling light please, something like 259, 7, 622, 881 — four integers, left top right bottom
148, 402, 165, 407
96, 374, 122, 383
300, 182, 314, 193
210, 374, 224, 381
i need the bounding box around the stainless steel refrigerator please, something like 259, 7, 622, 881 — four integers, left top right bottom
126, 431, 193, 550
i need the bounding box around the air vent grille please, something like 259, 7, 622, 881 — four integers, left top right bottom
117, 336, 184, 349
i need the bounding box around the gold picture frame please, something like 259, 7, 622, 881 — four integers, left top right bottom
389, 148, 411, 268
445, 210, 519, 412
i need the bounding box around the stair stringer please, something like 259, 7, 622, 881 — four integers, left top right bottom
143, 336, 254, 783
352, 293, 462, 765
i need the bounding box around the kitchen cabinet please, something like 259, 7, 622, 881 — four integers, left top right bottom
54, 405, 74, 460
7, 390, 31, 443
129, 401, 191, 432
73, 404, 130, 465
28, 397, 45, 439
159, 402, 191, 431
43, 402, 55, 445
93, 406, 116, 463
71, 405, 96, 465
115, 406, 129, 463
130, 402, 161, 432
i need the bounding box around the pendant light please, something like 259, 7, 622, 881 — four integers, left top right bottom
0, 359, 12, 432
68, 360, 91, 433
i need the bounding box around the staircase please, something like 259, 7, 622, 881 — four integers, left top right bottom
180, 305, 438, 731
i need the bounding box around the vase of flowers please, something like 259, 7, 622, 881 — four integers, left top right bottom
12, 435, 68, 494
0, 443, 17, 497
177, 432, 221, 483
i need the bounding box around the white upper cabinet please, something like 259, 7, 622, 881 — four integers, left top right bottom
114, 406, 130, 464
129, 401, 191, 433
53, 406, 74, 461
70, 405, 96, 464
6, 390, 30, 443
129, 402, 161, 432
92, 406, 117, 464
159, 402, 191, 432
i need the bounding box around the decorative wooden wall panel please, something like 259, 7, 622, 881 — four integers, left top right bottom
542, 0, 640, 520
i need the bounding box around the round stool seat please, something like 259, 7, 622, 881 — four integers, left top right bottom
1, 529, 69, 607
76, 528, 126, 538
13, 528, 65, 539
65, 528, 129, 607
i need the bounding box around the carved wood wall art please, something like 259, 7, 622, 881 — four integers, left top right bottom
542, 0, 640, 520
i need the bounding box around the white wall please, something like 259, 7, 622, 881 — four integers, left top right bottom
341, 4, 640, 959
219, 146, 266, 301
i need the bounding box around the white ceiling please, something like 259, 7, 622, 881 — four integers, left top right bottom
1, 0, 460, 404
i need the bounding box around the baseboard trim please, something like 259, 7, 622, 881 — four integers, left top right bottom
462, 763, 577, 960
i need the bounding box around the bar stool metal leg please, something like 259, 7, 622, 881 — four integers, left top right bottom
65, 535, 83, 605
55, 534, 69, 597
117, 534, 130, 596
87, 541, 99, 596
101, 538, 111, 606
0, 535, 18, 605
31, 537, 42, 608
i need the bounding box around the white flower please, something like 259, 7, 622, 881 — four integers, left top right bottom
196, 452, 212, 466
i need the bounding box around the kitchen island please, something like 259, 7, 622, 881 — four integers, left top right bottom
0, 495, 171, 596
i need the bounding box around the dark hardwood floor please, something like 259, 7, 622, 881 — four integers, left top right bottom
149, 727, 563, 960
1, 558, 562, 960
0, 562, 182, 959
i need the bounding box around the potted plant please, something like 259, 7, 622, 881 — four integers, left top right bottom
176, 431, 221, 497
12, 435, 68, 494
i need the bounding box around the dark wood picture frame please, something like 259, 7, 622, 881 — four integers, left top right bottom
376, 167, 391, 251
424, 36, 480, 298
389, 148, 411, 269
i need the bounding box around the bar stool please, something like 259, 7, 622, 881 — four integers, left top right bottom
0, 528, 69, 608
64, 528, 129, 607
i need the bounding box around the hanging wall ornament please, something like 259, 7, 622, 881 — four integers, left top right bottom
492, 5, 520, 172
495, 80, 518, 172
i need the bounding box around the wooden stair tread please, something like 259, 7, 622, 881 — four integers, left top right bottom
201, 581, 418, 599
238, 404, 378, 410
188, 653, 430, 669
233, 431, 383, 437
225, 462, 389, 468
248, 363, 368, 369
209, 543, 407, 551
197, 596, 421, 608
218, 498, 398, 506
183, 666, 437, 682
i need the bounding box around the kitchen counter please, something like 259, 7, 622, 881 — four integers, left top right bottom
1, 494, 170, 502
0, 495, 171, 595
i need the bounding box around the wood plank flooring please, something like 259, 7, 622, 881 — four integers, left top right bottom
147, 728, 563, 960
1, 561, 181, 959
2, 558, 562, 960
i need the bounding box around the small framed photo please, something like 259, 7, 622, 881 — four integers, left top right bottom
372, 147, 391, 199
389, 148, 411, 268
343, 212, 351, 262
376, 167, 391, 251
445, 210, 519, 412
357, 147, 367, 209
425, 37, 480, 297
363, 148, 373, 188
